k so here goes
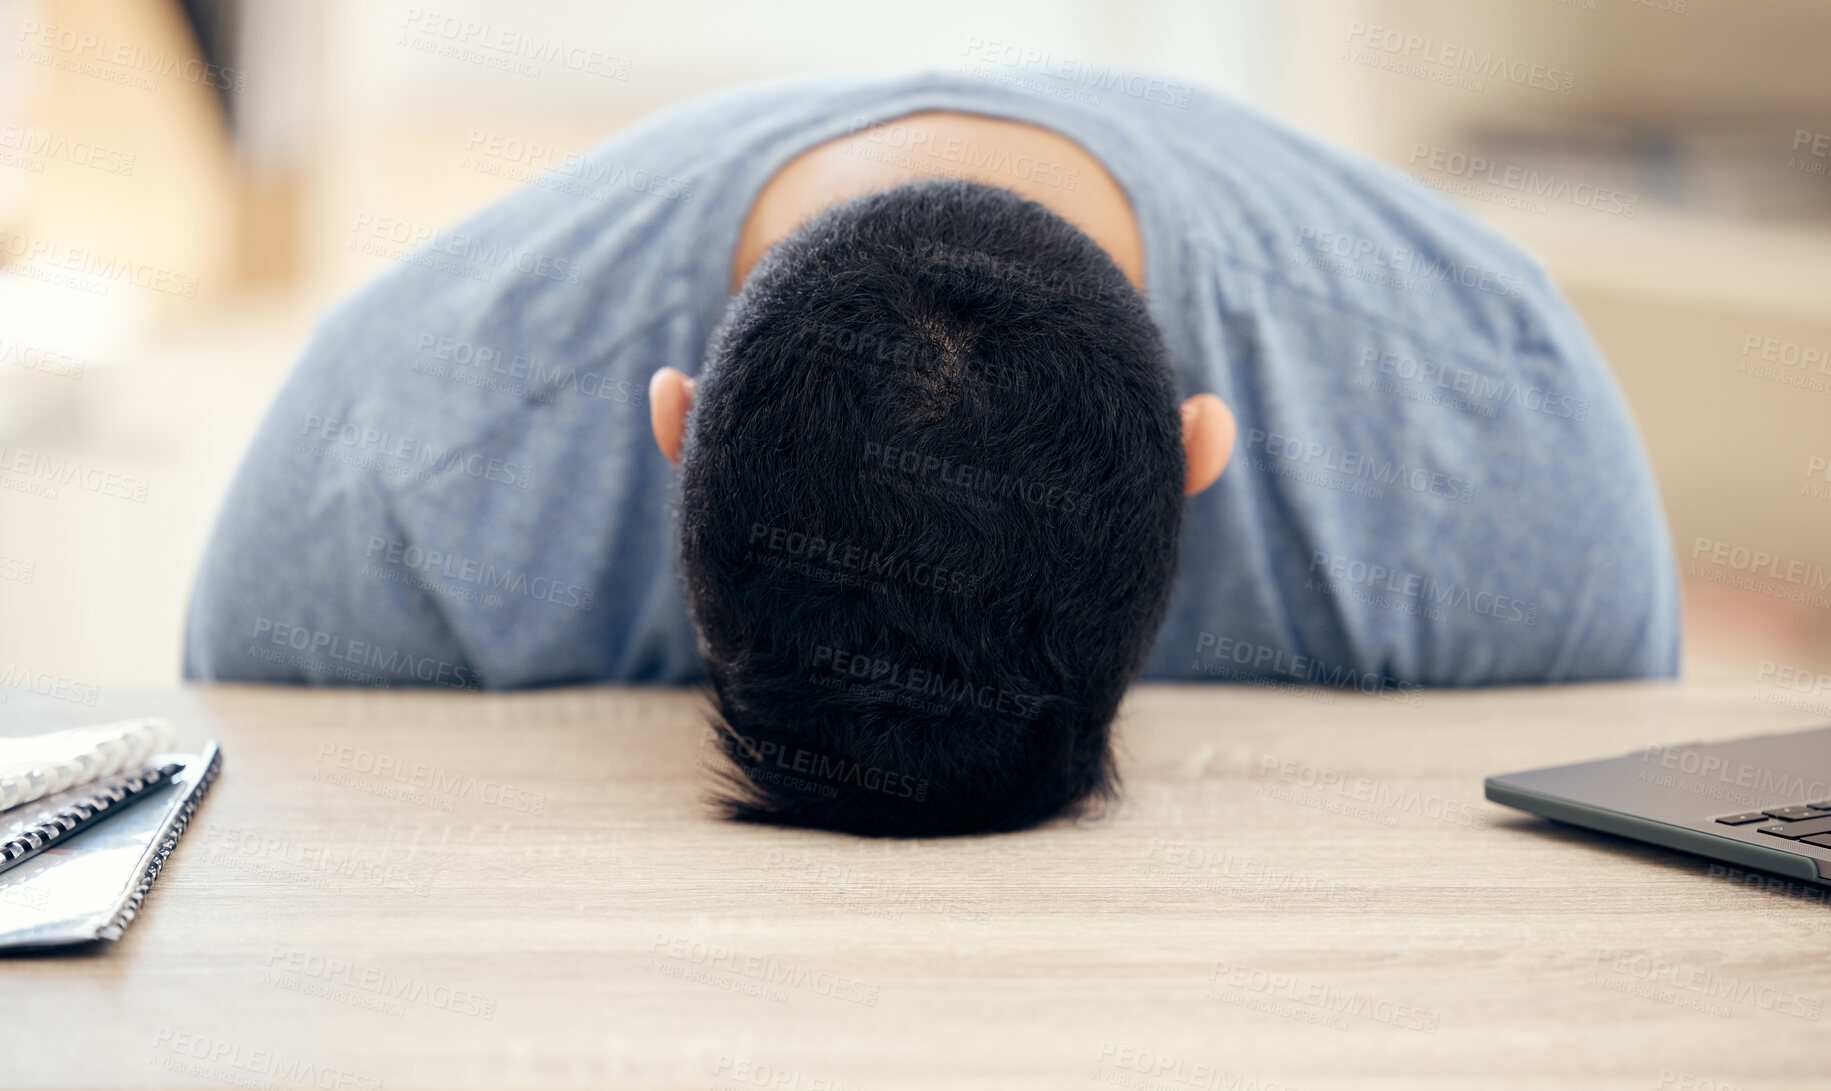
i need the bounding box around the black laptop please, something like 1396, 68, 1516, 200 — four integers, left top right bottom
1487, 725, 1831, 889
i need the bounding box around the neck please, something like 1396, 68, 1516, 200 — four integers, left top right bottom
732, 110, 1145, 293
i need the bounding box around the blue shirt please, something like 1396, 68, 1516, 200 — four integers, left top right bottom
183, 71, 1680, 690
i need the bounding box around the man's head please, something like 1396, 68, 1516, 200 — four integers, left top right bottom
654, 180, 1233, 836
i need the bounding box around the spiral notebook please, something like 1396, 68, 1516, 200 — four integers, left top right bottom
0, 717, 174, 811
0, 736, 221, 949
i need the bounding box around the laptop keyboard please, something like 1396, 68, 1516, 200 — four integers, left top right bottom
1716, 800, 1831, 849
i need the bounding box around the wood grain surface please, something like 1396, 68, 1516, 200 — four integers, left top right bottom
2, 681, 1827, 1090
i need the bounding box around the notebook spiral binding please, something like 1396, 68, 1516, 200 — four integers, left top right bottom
0, 762, 183, 867
0, 718, 174, 812
99, 743, 223, 942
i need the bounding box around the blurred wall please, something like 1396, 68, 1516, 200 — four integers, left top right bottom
1286, 0, 1831, 675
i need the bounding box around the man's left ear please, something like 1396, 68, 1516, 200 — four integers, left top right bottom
1181, 393, 1235, 496
650, 367, 696, 464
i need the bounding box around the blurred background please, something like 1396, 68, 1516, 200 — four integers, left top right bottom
1, 0, 1827, 702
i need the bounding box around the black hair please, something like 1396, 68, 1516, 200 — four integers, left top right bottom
679, 179, 1184, 836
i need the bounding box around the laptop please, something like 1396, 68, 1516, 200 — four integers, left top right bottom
1485, 725, 1831, 889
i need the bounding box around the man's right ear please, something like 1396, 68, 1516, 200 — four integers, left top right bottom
649, 367, 696, 464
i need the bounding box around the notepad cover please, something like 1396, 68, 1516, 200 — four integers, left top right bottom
0, 742, 221, 949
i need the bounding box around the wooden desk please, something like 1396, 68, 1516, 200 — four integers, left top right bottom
4, 681, 1827, 1089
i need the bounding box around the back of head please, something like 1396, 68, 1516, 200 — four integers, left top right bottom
680, 179, 1184, 836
